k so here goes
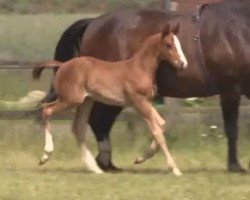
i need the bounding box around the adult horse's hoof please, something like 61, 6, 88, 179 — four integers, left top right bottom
96, 157, 122, 172
228, 163, 247, 173
106, 163, 123, 172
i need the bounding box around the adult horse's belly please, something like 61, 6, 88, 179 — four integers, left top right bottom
80, 9, 218, 98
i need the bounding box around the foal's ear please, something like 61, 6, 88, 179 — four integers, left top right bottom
172, 23, 180, 34
162, 24, 171, 38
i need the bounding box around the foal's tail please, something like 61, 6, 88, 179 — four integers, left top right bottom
33, 18, 92, 124
32, 60, 63, 80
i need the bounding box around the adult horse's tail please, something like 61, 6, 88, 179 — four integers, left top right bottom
33, 18, 92, 80
54, 18, 92, 62
44, 18, 91, 94
34, 18, 92, 120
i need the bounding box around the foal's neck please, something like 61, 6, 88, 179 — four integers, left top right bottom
132, 33, 162, 76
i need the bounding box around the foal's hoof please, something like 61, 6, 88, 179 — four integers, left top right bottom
134, 157, 145, 165
173, 168, 182, 177
38, 153, 50, 166
228, 163, 247, 173
39, 160, 46, 166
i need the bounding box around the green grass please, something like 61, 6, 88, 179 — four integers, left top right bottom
0, 120, 250, 200
0, 14, 250, 199
0, 14, 98, 62
0, 0, 158, 14
0, 14, 98, 101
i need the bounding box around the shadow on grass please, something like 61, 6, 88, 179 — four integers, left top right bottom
121, 168, 169, 175
2, 166, 249, 176
1, 166, 90, 174
121, 167, 249, 175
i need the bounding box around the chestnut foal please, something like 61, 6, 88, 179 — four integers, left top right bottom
33, 23, 188, 176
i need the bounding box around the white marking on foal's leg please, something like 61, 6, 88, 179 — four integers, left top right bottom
40, 127, 54, 165
44, 127, 54, 153
81, 144, 103, 174
173, 35, 188, 68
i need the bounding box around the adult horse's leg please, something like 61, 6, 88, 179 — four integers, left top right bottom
220, 83, 245, 172
72, 98, 104, 174
88, 102, 123, 171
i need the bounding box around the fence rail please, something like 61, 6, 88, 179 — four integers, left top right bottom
0, 60, 49, 120
0, 110, 75, 120
0, 60, 41, 68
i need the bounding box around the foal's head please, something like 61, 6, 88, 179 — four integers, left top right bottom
159, 23, 188, 70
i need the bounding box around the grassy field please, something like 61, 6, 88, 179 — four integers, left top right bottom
0, 13, 250, 200
0, 0, 159, 14
0, 14, 99, 62
0, 14, 98, 102
0, 119, 250, 200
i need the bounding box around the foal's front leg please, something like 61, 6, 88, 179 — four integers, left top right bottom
131, 97, 181, 176
72, 98, 103, 174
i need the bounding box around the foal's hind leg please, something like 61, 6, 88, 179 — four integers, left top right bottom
131, 97, 181, 176
134, 140, 158, 164
134, 108, 164, 164
39, 100, 70, 165
72, 98, 103, 174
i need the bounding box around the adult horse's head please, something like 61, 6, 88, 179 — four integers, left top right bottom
159, 23, 188, 70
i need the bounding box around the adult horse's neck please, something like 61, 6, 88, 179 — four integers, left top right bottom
131, 33, 161, 76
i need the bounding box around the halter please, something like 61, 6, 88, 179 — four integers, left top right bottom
192, 4, 210, 81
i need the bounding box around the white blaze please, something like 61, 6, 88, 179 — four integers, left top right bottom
173, 35, 188, 68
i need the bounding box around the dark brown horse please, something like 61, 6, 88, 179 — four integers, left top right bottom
43, 0, 250, 172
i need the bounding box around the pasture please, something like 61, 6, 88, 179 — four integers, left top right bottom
0, 14, 250, 200
1, 119, 250, 200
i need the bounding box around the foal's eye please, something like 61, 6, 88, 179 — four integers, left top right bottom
165, 43, 172, 49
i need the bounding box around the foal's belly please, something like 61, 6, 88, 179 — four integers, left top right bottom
87, 88, 126, 107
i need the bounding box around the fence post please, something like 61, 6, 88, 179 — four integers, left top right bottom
163, 0, 178, 11
163, 0, 170, 10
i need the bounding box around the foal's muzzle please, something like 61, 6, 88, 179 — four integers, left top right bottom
174, 60, 186, 70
